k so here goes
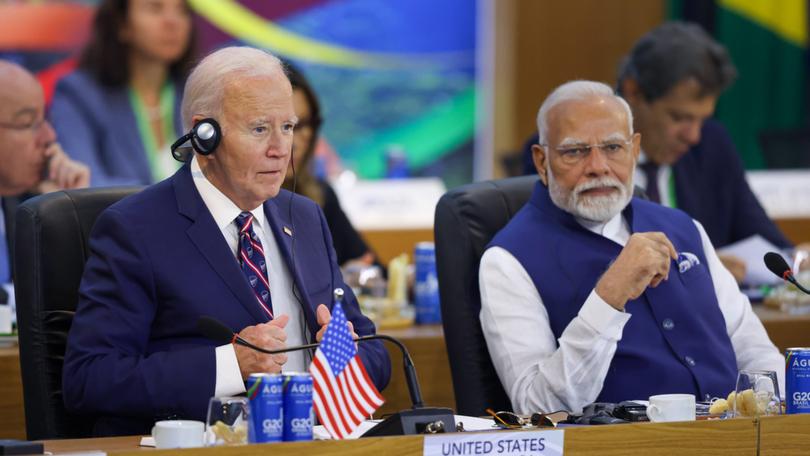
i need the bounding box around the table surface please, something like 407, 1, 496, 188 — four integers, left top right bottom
37, 415, 810, 456
3, 305, 809, 441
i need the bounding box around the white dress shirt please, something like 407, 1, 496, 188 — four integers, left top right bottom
191, 157, 309, 397
0, 204, 15, 323
635, 152, 674, 208
479, 211, 784, 414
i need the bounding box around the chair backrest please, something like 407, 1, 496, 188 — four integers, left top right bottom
14, 187, 142, 440
434, 175, 537, 416
759, 128, 810, 169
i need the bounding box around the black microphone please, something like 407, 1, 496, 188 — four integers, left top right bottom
197, 316, 237, 344
764, 252, 810, 295
197, 316, 423, 406
196, 314, 454, 435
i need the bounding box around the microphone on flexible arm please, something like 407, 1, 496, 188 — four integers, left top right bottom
764, 252, 810, 295
197, 315, 323, 355
197, 315, 425, 404
196, 300, 455, 436
197, 316, 424, 404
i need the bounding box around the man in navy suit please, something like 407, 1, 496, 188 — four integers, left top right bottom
522, 22, 794, 282
63, 47, 390, 436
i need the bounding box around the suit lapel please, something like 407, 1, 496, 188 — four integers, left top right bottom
263, 197, 319, 332
173, 167, 269, 324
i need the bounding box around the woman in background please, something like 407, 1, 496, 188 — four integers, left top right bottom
50, 0, 195, 187
285, 64, 377, 268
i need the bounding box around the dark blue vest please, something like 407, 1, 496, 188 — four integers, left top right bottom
490, 182, 738, 402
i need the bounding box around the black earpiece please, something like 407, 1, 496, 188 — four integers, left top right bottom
170, 118, 222, 162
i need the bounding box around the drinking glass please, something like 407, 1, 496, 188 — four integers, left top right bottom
205, 396, 251, 446
791, 247, 809, 276
729, 370, 782, 417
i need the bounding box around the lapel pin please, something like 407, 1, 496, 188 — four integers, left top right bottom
283, 226, 293, 236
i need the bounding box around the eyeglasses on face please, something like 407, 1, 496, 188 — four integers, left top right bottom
0, 117, 48, 134
541, 138, 633, 166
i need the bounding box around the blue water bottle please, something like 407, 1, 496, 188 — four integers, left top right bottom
385, 145, 409, 179
414, 242, 441, 324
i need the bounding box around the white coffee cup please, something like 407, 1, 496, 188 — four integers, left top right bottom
151, 420, 204, 449
646, 394, 696, 422
0, 305, 12, 334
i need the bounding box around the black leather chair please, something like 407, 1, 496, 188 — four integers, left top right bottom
434, 176, 648, 416
434, 175, 538, 416
14, 187, 142, 440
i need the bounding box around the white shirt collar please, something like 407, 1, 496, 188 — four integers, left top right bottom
190, 156, 267, 231
637, 149, 671, 170
638, 147, 654, 165
576, 212, 625, 238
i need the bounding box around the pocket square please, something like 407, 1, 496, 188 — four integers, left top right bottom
677, 252, 701, 273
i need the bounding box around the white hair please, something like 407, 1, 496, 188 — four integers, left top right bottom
181, 46, 287, 130
535, 80, 634, 145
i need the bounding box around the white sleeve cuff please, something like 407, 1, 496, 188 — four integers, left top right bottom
3, 283, 15, 324
215, 344, 246, 397
578, 289, 631, 340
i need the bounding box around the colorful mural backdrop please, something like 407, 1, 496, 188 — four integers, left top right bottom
0, 0, 478, 186
669, 0, 809, 170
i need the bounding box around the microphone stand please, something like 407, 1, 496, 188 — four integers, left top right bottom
357, 335, 455, 437
785, 274, 810, 295
231, 333, 455, 435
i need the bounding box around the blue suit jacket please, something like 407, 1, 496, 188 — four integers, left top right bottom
62, 165, 391, 436
521, 120, 792, 249
49, 70, 184, 187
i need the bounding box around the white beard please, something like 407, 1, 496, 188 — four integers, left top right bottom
547, 167, 633, 223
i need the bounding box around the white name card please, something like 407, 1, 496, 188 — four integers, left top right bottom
746, 170, 810, 218
424, 430, 565, 456
332, 177, 446, 230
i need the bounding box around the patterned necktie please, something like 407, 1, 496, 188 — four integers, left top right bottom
639, 161, 661, 204
235, 211, 273, 320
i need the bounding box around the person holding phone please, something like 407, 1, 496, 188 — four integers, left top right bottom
0, 60, 90, 319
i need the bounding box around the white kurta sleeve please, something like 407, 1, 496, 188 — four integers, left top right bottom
479, 246, 631, 414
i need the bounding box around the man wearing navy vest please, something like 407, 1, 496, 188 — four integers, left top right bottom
481, 80, 783, 414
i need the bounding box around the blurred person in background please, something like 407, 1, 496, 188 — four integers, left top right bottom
284, 64, 377, 268
521, 22, 796, 283
50, 0, 196, 187
0, 60, 90, 320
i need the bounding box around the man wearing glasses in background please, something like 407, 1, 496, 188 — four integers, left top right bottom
0, 60, 90, 321
480, 80, 783, 415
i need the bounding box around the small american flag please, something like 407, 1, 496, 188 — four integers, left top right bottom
309, 302, 384, 439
